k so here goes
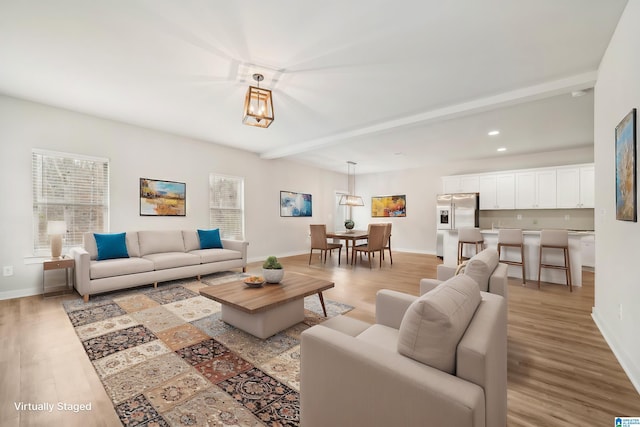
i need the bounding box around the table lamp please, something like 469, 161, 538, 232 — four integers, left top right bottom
47, 220, 67, 258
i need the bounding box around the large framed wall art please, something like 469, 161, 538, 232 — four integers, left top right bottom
280, 191, 312, 217
615, 108, 637, 222
140, 178, 186, 216
371, 195, 406, 217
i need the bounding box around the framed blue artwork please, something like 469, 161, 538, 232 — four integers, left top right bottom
280, 191, 312, 217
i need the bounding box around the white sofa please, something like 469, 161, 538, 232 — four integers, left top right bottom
300, 274, 507, 427
69, 230, 248, 302
420, 248, 508, 297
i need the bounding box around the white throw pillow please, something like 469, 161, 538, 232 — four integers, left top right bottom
397, 274, 481, 374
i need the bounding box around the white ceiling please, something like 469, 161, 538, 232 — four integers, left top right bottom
0, 1, 628, 174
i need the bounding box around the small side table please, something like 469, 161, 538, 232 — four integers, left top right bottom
43, 256, 75, 297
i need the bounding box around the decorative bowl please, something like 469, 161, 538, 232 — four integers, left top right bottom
243, 276, 265, 288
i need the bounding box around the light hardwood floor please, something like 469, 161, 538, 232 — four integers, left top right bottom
1, 252, 638, 426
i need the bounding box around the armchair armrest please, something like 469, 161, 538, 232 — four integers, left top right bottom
419, 278, 442, 295
375, 290, 417, 329
488, 263, 508, 298
437, 264, 456, 281
301, 326, 485, 427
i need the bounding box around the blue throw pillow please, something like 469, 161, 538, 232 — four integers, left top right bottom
94, 232, 130, 261
198, 228, 223, 249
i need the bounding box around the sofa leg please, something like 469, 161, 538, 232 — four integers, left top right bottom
154, 282, 158, 288
197, 275, 201, 281
242, 267, 246, 273
83, 294, 89, 303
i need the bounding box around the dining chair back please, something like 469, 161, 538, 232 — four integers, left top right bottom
309, 224, 342, 265
352, 224, 387, 268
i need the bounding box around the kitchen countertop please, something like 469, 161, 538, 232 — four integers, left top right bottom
479, 229, 594, 236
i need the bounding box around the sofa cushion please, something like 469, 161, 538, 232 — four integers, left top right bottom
142, 252, 201, 270
189, 248, 241, 263
198, 228, 223, 249
397, 274, 481, 374
138, 230, 185, 256
90, 257, 154, 279
182, 230, 200, 252
464, 248, 499, 292
357, 324, 400, 352
94, 233, 129, 261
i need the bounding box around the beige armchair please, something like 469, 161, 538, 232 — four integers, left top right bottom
421, 248, 508, 298
301, 274, 507, 427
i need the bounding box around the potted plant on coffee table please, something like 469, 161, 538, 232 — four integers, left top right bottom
262, 256, 284, 284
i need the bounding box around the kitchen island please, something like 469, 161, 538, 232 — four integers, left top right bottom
441, 229, 594, 287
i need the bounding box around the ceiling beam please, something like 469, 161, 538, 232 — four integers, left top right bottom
260, 71, 597, 160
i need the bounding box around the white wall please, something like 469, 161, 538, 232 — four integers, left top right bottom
0, 95, 345, 300
592, 1, 640, 392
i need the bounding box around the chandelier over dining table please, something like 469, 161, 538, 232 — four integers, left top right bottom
339, 161, 364, 206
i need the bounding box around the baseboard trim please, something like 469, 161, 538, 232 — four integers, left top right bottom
591, 308, 640, 395
0, 287, 41, 301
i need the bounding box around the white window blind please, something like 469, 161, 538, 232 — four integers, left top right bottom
32, 149, 110, 254
209, 173, 244, 240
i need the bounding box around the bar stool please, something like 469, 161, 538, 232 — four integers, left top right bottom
537, 229, 572, 291
457, 227, 484, 265
497, 229, 526, 284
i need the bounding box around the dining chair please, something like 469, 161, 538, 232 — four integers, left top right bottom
382, 223, 393, 265
309, 224, 342, 265
352, 224, 386, 268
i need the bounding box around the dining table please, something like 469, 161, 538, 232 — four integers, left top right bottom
326, 229, 369, 264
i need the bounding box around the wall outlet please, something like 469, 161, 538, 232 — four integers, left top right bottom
516, 214, 522, 220
2, 266, 13, 277
564, 214, 571, 220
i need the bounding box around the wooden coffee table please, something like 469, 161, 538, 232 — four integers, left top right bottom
199, 272, 334, 339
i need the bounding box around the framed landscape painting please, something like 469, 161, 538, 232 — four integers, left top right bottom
371, 195, 406, 217
140, 178, 186, 216
280, 191, 312, 217
615, 109, 637, 222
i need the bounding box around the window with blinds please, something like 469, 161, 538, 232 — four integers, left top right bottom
32, 149, 110, 254
209, 173, 244, 240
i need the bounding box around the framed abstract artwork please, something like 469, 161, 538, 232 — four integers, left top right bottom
371, 195, 406, 217
280, 191, 312, 217
615, 109, 637, 222
140, 178, 186, 216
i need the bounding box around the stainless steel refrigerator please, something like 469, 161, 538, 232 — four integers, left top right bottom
436, 193, 480, 258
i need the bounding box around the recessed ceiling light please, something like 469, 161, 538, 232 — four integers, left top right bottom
497, 147, 507, 152
488, 130, 500, 136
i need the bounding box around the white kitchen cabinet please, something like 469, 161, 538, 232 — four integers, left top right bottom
556, 165, 595, 208
515, 169, 556, 209
442, 175, 479, 194
479, 173, 515, 210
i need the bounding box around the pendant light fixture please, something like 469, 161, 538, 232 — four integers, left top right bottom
242, 73, 274, 128
339, 161, 364, 206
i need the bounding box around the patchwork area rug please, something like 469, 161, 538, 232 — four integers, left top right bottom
62, 271, 353, 426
